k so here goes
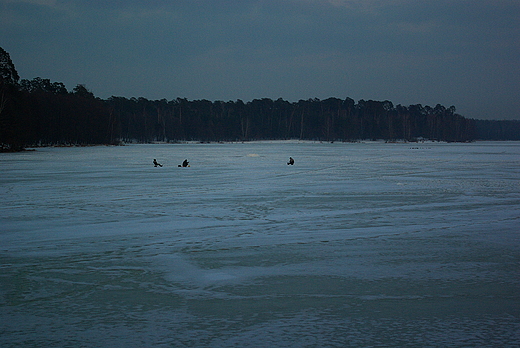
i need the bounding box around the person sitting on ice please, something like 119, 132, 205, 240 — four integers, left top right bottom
287, 157, 294, 165
153, 159, 163, 167
182, 159, 189, 167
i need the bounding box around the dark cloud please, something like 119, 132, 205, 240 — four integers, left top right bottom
1, 0, 519, 119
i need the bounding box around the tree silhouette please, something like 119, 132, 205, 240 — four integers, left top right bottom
0, 47, 22, 151
1, 47, 518, 149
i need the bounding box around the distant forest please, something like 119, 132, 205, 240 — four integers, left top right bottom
1, 47, 519, 151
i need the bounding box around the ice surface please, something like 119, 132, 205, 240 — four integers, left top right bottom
1, 141, 519, 347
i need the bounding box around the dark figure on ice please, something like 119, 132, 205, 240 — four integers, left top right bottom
153, 159, 163, 167
179, 159, 189, 167
287, 157, 294, 165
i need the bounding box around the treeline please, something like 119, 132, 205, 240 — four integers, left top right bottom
2, 79, 111, 149
474, 120, 520, 141
1, 47, 518, 151
105, 96, 476, 143
2, 88, 478, 148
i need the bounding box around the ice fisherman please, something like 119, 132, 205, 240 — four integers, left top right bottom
287, 157, 294, 165
153, 159, 163, 167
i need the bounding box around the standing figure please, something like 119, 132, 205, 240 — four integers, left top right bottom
287, 157, 294, 165
153, 159, 163, 167
182, 159, 189, 167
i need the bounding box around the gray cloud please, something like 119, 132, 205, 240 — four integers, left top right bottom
1, 0, 519, 119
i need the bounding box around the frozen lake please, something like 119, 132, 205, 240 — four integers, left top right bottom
1, 141, 519, 347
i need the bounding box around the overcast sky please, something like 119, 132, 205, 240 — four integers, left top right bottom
1, 0, 519, 120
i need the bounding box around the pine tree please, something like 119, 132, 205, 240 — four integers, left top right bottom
0, 47, 19, 86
